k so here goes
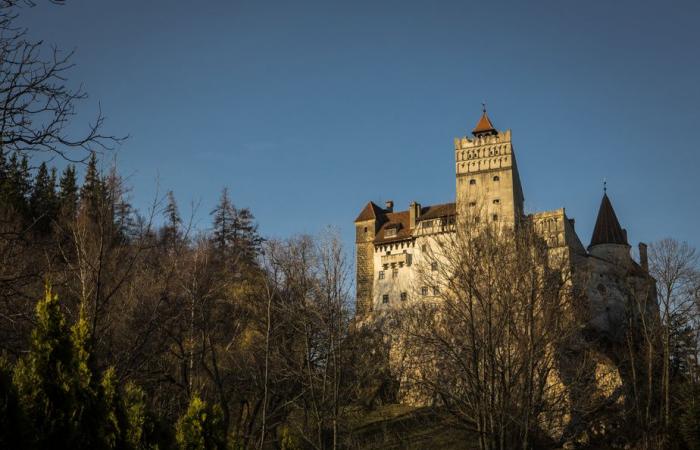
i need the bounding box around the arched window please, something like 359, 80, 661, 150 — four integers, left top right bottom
492, 214, 499, 222
469, 179, 476, 185
493, 175, 500, 182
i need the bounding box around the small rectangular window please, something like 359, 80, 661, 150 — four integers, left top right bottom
378, 271, 384, 280
421, 286, 429, 296
392, 268, 399, 278
493, 199, 500, 204
469, 201, 476, 207
400, 292, 407, 301
382, 294, 389, 304
431, 262, 438, 271
469, 179, 476, 185
492, 214, 498, 222
433, 286, 440, 295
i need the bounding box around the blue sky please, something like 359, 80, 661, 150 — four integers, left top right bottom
19, 0, 700, 259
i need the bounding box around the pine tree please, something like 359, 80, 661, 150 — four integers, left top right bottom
211, 187, 236, 255
210, 188, 261, 270
13, 286, 82, 448
234, 207, 262, 264
162, 190, 182, 245
175, 395, 225, 450
12, 287, 120, 449
29, 162, 58, 233
80, 152, 104, 214
0, 152, 31, 215
58, 164, 79, 218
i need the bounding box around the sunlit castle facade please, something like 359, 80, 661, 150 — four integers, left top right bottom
354, 110, 654, 338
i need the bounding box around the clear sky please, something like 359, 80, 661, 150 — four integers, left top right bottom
19, 0, 700, 260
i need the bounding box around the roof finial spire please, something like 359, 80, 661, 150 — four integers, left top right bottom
603, 178, 607, 194
472, 104, 497, 136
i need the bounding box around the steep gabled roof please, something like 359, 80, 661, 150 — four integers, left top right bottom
589, 193, 628, 248
472, 111, 497, 136
354, 201, 384, 222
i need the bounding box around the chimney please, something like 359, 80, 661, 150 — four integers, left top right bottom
385, 200, 394, 212
639, 242, 648, 272
409, 201, 421, 228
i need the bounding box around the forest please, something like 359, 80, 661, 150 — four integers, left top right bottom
1, 1, 700, 449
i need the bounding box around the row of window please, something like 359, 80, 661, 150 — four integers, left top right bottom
381, 287, 440, 304
469, 175, 500, 185
463, 214, 499, 224
378, 269, 399, 280
379, 262, 437, 280
469, 198, 500, 207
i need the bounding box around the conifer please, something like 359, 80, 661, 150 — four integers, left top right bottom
175, 395, 226, 450
58, 164, 79, 218
29, 162, 58, 232
80, 152, 104, 214
13, 286, 81, 448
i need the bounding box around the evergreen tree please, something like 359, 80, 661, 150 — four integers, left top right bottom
80, 152, 104, 214
175, 396, 225, 450
58, 164, 79, 218
234, 206, 262, 264
211, 187, 236, 255
105, 167, 135, 240
29, 162, 58, 233
210, 187, 261, 270
0, 152, 31, 215
162, 190, 182, 245
13, 286, 82, 448
12, 288, 117, 449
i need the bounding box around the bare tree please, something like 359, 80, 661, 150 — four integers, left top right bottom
0, 1, 121, 161
394, 221, 582, 450
649, 239, 700, 440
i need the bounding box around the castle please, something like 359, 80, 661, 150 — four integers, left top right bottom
354, 109, 654, 339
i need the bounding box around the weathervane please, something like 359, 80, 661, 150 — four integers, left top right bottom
481, 101, 487, 114
603, 178, 607, 194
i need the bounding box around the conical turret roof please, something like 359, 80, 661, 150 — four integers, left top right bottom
589, 193, 628, 248
472, 110, 497, 136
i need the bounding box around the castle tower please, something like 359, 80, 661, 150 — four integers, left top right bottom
354, 201, 384, 320
588, 191, 631, 265
455, 109, 524, 227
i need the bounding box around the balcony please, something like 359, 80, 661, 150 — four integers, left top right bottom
381, 252, 411, 266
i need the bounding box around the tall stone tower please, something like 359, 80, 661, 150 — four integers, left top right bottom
354, 201, 383, 319
455, 109, 524, 227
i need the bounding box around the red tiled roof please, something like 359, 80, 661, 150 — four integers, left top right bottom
472, 111, 497, 136
373, 202, 456, 244
354, 201, 384, 222
589, 193, 628, 247
418, 202, 456, 221
375, 211, 411, 244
